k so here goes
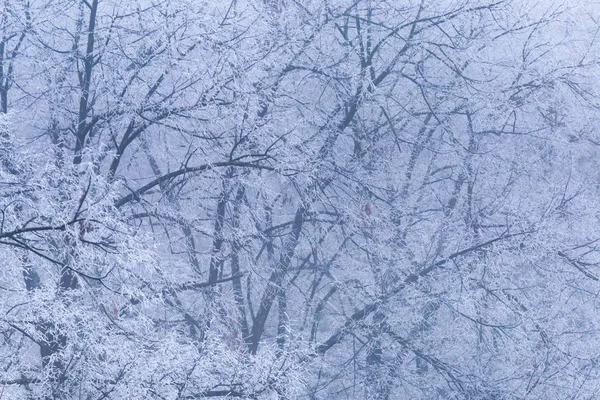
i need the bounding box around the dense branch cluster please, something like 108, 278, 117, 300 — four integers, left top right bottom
1, 0, 600, 399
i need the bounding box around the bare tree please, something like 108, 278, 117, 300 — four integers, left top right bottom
1, 1, 600, 399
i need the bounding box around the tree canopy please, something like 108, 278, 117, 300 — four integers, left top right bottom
1, 0, 600, 399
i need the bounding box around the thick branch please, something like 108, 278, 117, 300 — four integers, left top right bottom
114, 161, 274, 208
316, 230, 531, 355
